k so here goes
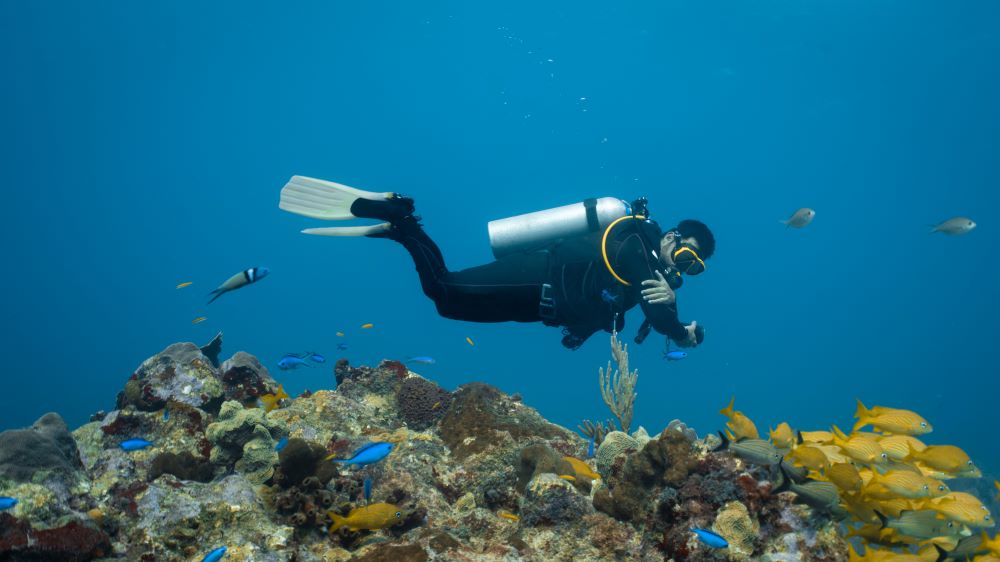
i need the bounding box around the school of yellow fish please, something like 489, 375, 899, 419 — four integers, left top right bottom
720, 397, 998, 561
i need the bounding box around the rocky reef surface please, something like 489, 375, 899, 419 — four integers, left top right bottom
0, 341, 852, 561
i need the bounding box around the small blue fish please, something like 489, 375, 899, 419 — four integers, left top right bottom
120, 438, 153, 452
363, 476, 372, 503
200, 546, 227, 562
163, 407, 169, 421
0, 497, 17, 510
691, 528, 729, 549
329, 442, 394, 467
336, 343, 348, 351
307, 352, 326, 363
275, 436, 289, 452
601, 288, 620, 305
664, 350, 687, 361
278, 355, 311, 371
587, 435, 595, 459
406, 356, 436, 365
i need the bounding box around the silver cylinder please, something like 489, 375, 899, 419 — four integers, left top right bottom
488, 197, 631, 259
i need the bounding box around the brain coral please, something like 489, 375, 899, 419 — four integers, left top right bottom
713, 500, 759, 557
595, 431, 638, 479
396, 376, 452, 431
206, 401, 280, 483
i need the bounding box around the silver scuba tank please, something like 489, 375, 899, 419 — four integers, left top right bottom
488, 197, 632, 259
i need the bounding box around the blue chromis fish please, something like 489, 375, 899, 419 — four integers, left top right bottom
327, 442, 394, 466
200, 547, 227, 562
162, 407, 169, 421
587, 435, 595, 459
336, 343, 348, 351
275, 436, 289, 452
278, 355, 311, 371
207, 266, 269, 304
406, 356, 436, 365
120, 438, 153, 452
601, 288, 620, 304
691, 528, 729, 549
306, 352, 326, 363
363, 476, 372, 503
664, 350, 687, 361
0, 497, 17, 510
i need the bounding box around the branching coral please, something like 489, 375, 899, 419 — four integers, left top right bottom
598, 331, 638, 433
577, 419, 615, 446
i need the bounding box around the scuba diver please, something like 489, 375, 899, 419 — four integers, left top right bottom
279, 176, 715, 350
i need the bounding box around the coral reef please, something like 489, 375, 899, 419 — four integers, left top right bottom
0, 342, 855, 561
0, 413, 83, 484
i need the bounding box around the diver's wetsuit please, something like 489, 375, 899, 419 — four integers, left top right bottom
383, 216, 689, 349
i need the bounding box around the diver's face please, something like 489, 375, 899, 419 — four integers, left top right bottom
660, 233, 700, 267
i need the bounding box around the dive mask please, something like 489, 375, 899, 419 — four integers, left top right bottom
671, 243, 706, 275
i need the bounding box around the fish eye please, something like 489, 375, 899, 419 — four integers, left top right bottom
395, 511, 402, 518
938, 485, 946, 491
922, 485, 929, 492
920, 422, 927, 428
880, 453, 888, 460
968, 461, 974, 466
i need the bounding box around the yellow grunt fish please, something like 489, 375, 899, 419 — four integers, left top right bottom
879, 435, 928, 462
176, 282, 193, 289
336, 331, 345, 337
770, 422, 795, 449
328, 503, 403, 533
824, 463, 862, 494
832, 426, 888, 466
466, 337, 474, 346
927, 492, 994, 528
192, 316, 207, 324
563, 456, 601, 480
361, 323, 374, 329
799, 430, 835, 444
854, 399, 932, 435
908, 445, 978, 475
787, 444, 830, 473
865, 470, 938, 500
719, 397, 759, 440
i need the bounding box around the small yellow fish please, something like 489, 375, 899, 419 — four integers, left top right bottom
431, 401, 441, 410
361, 323, 374, 329
879, 435, 928, 462
176, 282, 193, 289
769, 422, 795, 449
786, 444, 830, 473
824, 462, 862, 494
799, 430, 835, 444
719, 397, 759, 440
853, 399, 932, 435
563, 456, 601, 480
927, 492, 994, 528
466, 336, 474, 346
497, 510, 520, 522
259, 384, 289, 413
864, 470, 937, 500
336, 331, 345, 337
908, 445, 978, 475
559, 474, 576, 482
832, 425, 888, 465
328, 503, 403, 533
191, 316, 207, 324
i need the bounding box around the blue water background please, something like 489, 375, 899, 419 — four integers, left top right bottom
3, 2, 998, 472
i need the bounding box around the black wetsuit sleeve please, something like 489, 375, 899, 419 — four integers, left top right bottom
609, 223, 689, 342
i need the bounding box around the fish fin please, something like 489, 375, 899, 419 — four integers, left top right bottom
327, 511, 347, 534
199, 332, 223, 367
713, 430, 729, 452
874, 510, 888, 529
796, 431, 804, 446
852, 399, 872, 432
719, 396, 735, 418
831, 425, 849, 442
206, 288, 226, 304
775, 462, 791, 493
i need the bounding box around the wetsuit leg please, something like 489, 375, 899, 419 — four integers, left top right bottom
384, 218, 546, 322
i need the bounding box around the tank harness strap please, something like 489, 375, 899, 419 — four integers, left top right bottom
583, 198, 601, 233
601, 214, 647, 287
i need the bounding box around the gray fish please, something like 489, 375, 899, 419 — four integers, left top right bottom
781, 208, 815, 228
876, 509, 964, 540
930, 216, 976, 235
208, 267, 269, 304
776, 465, 842, 513
716, 432, 783, 467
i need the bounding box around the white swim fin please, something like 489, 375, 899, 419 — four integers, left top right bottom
301, 223, 393, 237
279, 176, 395, 221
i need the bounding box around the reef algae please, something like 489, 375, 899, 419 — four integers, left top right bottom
0, 341, 862, 561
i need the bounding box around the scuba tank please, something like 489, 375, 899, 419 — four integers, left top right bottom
488, 197, 633, 259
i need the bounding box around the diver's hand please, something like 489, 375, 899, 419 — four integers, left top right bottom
676, 321, 699, 348
641, 270, 675, 305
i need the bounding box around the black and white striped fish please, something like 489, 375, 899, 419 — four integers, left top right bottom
207, 267, 269, 304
